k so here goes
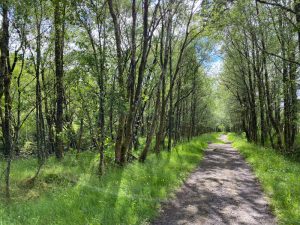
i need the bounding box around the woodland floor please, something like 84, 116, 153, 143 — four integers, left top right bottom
151, 135, 277, 225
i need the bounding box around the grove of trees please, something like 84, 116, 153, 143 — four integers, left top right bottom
218, 0, 300, 155
0, 0, 216, 199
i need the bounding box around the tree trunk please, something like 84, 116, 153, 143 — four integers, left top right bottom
35, 10, 46, 165
139, 88, 160, 162
54, 0, 65, 159
1, 1, 13, 199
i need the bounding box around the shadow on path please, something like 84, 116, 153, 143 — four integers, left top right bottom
151, 135, 277, 225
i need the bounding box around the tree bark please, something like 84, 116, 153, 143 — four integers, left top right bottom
1, 1, 13, 199
54, 0, 65, 159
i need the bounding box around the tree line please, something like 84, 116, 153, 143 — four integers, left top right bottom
219, 0, 300, 154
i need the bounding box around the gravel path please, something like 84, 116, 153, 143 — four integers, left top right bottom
151, 135, 277, 225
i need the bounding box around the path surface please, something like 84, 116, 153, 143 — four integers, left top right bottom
152, 135, 276, 225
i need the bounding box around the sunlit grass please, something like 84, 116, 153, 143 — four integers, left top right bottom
228, 133, 300, 225
0, 133, 219, 225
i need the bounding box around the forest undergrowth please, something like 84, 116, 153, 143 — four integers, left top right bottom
0, 133, 219, 225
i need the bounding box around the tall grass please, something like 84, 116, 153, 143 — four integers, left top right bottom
0, 133, 219, 225
228, 133, 300, 225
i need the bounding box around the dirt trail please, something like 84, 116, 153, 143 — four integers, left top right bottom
152, 135, 276, 225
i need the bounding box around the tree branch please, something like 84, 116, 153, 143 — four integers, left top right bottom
256, 0, 295, 14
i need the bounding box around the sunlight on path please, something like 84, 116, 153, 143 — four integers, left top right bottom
152, 135, 276, 225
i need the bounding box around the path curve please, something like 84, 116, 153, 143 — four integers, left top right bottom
151, 135, 276, 225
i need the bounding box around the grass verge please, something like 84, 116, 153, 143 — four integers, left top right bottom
0, 133, 219, 225
228, 133, 300, 225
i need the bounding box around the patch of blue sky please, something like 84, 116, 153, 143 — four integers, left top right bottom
195, 38, 224, 76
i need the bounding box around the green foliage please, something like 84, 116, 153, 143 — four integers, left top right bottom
0, 133, 219, 225
228, 133, 300, 225
22, 141, 36, 154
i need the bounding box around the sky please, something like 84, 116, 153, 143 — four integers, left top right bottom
206, 56, 224, 77
195, 37, 224, 77
205, 42, 224, 77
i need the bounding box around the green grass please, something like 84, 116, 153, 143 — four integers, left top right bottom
228, 133, 300, 225
0, 133, 219, 225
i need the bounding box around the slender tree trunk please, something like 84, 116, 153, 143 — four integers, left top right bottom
154, 9, 172, 153
295, 1, 300, 57
167, 50, 173, 151
15, 48, 25, 156
54, 0, 65, 159
108, 0, 126, 165
1, 1, 13, 199
42, 68, 55, 154
119, 0, 137, 163
288, 50, 297, 152
139, 88, 160, 162
77, 118, 84, 154
97, 31, 106, 175
35, 10, 46, 166
109, 76, 115, 140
